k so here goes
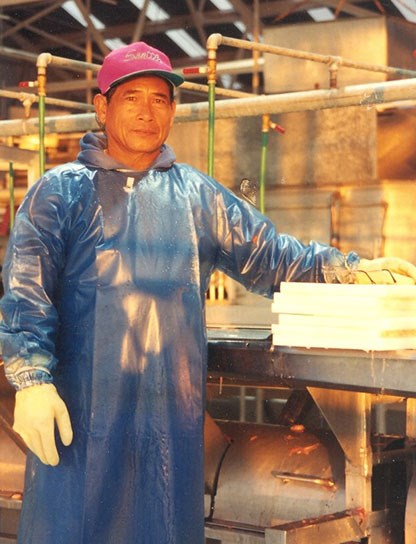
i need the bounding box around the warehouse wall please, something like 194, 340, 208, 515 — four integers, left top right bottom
168, 86, 416, 325
263, 18, 387, 93
169, 105, 382, 256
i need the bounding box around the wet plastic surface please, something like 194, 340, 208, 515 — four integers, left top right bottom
0, 134, 349, 543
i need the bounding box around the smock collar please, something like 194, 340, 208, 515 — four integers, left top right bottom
77, 132, 177, 173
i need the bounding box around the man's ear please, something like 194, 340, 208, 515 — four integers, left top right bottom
93, 93, 107, 126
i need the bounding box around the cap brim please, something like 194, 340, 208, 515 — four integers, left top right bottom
107, 69, 184, 93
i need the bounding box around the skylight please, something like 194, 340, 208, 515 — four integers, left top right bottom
209, 0, 247, 33
62, 1, 126, 50
62, 0, 245, 57
209, 0, 233, 10
128, 0, 207, 57
390, 0, 416, 22
307, 7, 335, 21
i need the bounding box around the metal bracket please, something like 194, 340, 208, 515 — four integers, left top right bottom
264, 509, 364, 544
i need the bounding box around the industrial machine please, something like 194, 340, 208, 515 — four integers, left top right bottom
1, 330, 415, 544
205, 328, 416, 544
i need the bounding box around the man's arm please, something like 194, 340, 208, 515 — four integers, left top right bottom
214, 186, 416, 291
0, 176, 74, 465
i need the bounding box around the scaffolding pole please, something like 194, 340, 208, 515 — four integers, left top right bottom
203, 31, 416, 196
1, 77, 416, 137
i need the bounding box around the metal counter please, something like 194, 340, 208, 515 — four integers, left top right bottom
207, 328, 416, 542
207, 328, 416, 398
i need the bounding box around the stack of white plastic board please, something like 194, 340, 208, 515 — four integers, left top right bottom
272, 282, 416, 351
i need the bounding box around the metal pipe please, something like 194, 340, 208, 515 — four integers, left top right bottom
2, 77, 416, 136
207, 81, 215, 177
181, 81, 253, 99
0, 89, 94, 112
201, 32, 416, 192
85, 0, 94, 105
0, 113, 98, 136
36, 55, 48, 175
0, 45, 38, 63
37, 51, 100, 74
35, 51, 101, 174
252, 0, 261, 94
259, 115, 269, 214
329, 60, 340, 89
257, 117, 284, 214
206, 35, 222, 177
177, 78, 416, 121
201, 31, 416, 195
210, 34, 416, 79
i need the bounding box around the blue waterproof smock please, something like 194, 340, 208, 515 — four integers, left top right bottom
0, 133, 355, 544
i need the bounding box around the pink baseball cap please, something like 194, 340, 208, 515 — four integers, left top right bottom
97, 41, 185, 94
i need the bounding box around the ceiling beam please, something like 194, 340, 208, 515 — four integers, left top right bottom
2, 0, 382, 64
1, 1, 61, 40
0, 22, 35, 52
73, 0, 110, 56
324, 0, 381, 17
1, 11, 97, 57
227, 0, 255, 29
29, 1, 381, 53
0, 0, 56, 5
131, 0, 150, 43
29, 9, 244, 50
259, 0, 379, 18
184, 0, 207, 45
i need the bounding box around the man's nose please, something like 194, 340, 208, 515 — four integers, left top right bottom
135, 99, 153, 119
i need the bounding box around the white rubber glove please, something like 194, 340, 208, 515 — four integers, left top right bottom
357, 257, 416, 285
13, 383, 73, 466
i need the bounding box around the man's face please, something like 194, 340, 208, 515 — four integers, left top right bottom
94, 75, 176, 168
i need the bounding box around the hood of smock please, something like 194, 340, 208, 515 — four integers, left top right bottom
77, 132, 177, 172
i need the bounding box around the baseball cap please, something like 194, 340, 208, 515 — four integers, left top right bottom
97, 41, 185, 95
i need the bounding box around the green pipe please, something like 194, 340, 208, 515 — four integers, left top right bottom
259, 130, 268, 214
8, 161, 14, 229
39, 93, 46, 175
207, 81, 216, 178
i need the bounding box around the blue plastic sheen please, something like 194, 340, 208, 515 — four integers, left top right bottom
0, 133, 355, 544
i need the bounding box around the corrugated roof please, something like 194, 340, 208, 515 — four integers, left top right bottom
0, 0, 414, 104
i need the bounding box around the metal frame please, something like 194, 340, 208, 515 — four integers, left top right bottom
208, 330, 416, 397
207, 329, 415, 543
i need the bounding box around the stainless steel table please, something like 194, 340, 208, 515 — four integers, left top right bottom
208, 327, 416, 397
207, 328, 416, 543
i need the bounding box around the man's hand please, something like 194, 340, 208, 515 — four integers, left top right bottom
13, 383, 73, 466
356, 257, 416, 285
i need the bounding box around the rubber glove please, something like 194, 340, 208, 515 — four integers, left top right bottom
356, 257, 416, 285
13, 383, 73, 466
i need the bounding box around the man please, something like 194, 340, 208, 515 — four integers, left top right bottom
1, 41, 415, 544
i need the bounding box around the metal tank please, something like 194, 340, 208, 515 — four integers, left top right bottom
204, 417, 345, 526
204, 413, 405, 544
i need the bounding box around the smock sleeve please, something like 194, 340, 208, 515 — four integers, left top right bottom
214, 187, 359, 298
0, 176, 69, 390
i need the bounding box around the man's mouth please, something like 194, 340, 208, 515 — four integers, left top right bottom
132, 127, 157, 135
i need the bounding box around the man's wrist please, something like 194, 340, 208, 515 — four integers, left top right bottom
6, 366, 53, 391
